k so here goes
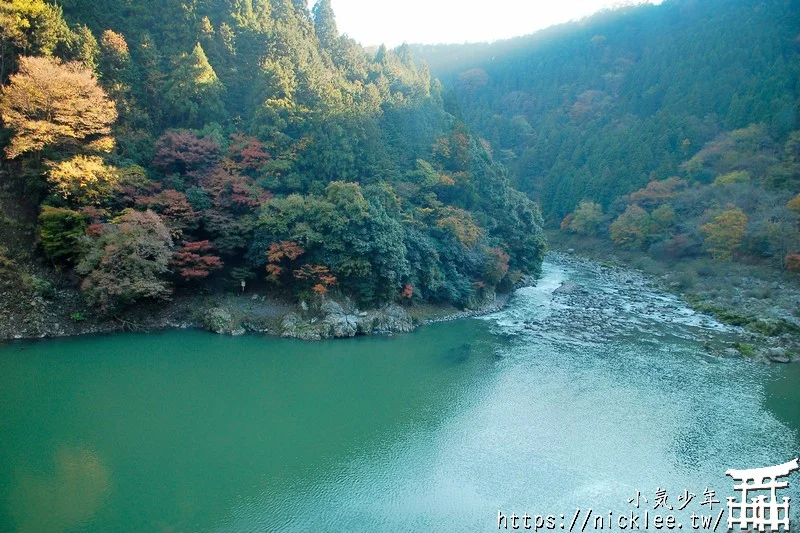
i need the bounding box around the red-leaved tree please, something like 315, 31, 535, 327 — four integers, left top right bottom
171, 240, 223, 281
152, 130, 221, 177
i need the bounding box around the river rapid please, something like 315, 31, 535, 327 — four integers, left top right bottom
0, 257, 798, 531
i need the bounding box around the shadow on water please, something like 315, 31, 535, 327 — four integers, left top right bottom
442, 343, 472, 365
764, 362, 800, 447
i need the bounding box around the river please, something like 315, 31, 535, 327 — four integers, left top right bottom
1, 259, 798, 531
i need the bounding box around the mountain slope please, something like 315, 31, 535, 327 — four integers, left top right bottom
414, 0, 799, 218
0, 0, 545, 320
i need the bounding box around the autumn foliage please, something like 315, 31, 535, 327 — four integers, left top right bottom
265, 240, 305, 283
700, 207, 748, 261
293, 264, 337, 296
610, 204, 652, 248
0, 56, 117, 159
627, 177, 686, 208
151, 130, 221, 177
171, 241, 223, 281
77, 210, 173, 313
785, 254, 800, 273
401, 283, 414, 299
0, 0, 549, 313
483, 247, 511, 285
436, 208, 482, 248
47, 155, 119, 205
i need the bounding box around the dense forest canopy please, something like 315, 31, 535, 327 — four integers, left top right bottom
0, 0, 545, 313
414, 0, 800, 272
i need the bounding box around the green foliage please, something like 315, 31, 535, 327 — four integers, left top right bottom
713, 170, 751, 187
412, 0, 800, 279
38, 206, 87, 265
66, 24, 99, 70
252, 182, 410, 302
733, 342, 756, 358
0, 0, 71, 81
163, 43, 225, 128
29, 275, 54, 298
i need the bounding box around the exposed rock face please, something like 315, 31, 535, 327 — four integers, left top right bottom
202, 307, 245, 336
358, 303, 415, 334
280, 313, 323, 341
280, 300, 414, 340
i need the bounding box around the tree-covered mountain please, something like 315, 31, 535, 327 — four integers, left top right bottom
414, 0, 800, 273
0, 0, 545, 315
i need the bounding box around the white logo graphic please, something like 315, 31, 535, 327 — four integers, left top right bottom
726, 458, 798, 531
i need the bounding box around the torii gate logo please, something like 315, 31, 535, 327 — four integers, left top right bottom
726, 458, 798, 531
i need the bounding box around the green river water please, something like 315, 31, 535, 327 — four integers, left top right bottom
0, 260, 798, 532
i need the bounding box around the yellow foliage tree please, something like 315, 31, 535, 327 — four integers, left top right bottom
788, 194, 800, 216
436, 207, 483, 248
47, 155, 119, 205
0, 55, 116, 159
567, 199, 604, 236
700, 207, 748, 261
609, 204, 652, 248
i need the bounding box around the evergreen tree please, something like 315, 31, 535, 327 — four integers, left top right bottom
163, 42, 226, 128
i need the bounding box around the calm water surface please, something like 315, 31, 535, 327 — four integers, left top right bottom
0, 261, 798, 531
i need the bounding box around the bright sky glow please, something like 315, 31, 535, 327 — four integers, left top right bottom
319, 0, 661, 47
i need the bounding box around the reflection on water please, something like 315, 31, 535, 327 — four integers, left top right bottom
10, 447, 111, 532
0, 260, 798, 531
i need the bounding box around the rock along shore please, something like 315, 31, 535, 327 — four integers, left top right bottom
0, 281, 512, 343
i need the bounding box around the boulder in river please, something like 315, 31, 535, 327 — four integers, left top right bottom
766, 347, 791, 363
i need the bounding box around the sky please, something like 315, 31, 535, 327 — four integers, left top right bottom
319, 0, 661, 47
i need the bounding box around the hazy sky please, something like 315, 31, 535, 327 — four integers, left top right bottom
320, 0, 661, 47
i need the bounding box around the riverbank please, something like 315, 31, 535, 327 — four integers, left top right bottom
0, 279, 511, 342
2, 248, 796, 363
547, 231, 799, 363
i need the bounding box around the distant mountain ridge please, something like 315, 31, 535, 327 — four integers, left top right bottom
413, 0, 800, 219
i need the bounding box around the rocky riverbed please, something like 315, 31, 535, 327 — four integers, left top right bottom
513, 252, 796, 363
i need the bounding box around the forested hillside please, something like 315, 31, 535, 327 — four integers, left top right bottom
415, 0, 800, 274
0, 0, 545, 317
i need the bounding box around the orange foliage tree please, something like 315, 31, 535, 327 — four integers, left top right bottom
785, 253, 800, 273
436, 207, 483, 248
700, 207, 748, 261
627, 177, 686, 208
788, 194, 800, 216
293, 264, 337, 296
265, 240, 305, 284
610, 205, 652, 248
560, 213, 574, 232
483, 247, 510, 285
